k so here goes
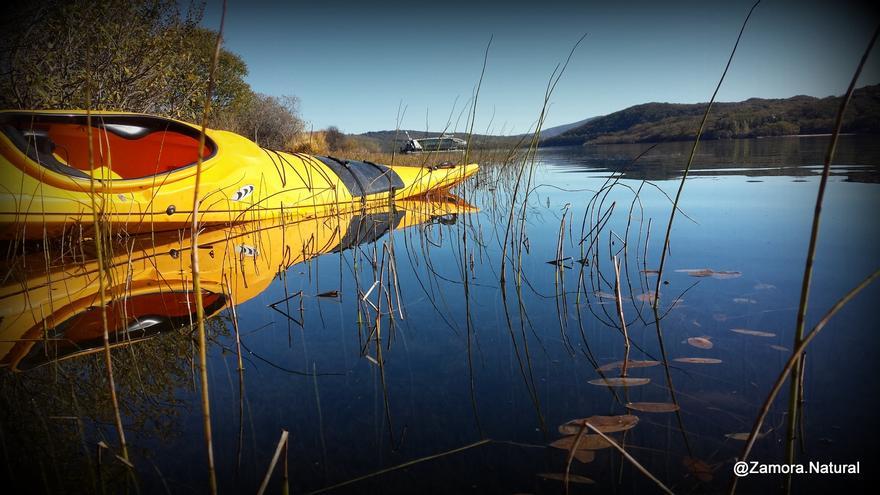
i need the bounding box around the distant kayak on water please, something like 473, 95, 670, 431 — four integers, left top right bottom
0, 111, 478, 239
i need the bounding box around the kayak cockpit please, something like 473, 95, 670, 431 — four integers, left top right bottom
0, 112, 215, 180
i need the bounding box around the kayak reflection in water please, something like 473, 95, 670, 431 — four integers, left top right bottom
0, 195, 476, 371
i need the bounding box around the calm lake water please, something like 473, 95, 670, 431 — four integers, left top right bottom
2, 136, 878, 494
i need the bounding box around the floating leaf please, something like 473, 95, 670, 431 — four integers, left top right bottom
537, 473, 595, 484
549, 435, 612, 450
675, 268, 714, 277
731, 328, 776, 338
588, 377, 651, 387
726, 431, 767, 441
626, 402, 680, 413
769, 345, 790, 352
711, 271, 742, 279
635, 291, 658, 303
733, 298, 757, 304
682, 456, 714, 482
596, 360, 660, 372
687, 337, 713, 349
675, 268, 741, 279
558, 414, 639, 434
594, 291, 617, 300
674, 357, 722, 364
317, 290, 339, 298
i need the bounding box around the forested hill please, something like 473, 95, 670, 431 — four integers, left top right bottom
541, 85, 880, 147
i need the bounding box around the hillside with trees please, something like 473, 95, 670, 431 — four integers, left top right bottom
541, 85, 880, 146
1, 0, 305, 151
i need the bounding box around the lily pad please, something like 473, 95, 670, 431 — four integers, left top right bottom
726, 431, 767, 441
674, 357, 722, 364
549, 435, 612, 450
537, 473, 595, 484
588, 377, 651, 387
558, 414, 639, 435
635, 291, 658, 303
626, 402, 680, 413
596, 360, 660, 372
731, 328, 776, 337
675, 268, 741, 279
687, 336, 713, 349
682, 456, 714, 482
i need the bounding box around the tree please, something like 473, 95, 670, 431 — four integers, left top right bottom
324, 126, 347, 151
0, 0, 252, 122
228, 94, 305, 150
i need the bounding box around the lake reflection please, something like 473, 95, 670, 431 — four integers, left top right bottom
1, 137, 877, 494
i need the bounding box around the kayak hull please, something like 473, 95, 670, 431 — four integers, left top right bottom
0, 111, 478, 239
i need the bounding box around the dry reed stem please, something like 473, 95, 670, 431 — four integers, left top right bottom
730, 268, 879, 494
612, 256, 631, 377
583, 423, 674, 495
85, 86, 128, 463
305, 439, 492, 494
783, 23, 880, 479
257, 430, 290, 495
189, 2, 227, 493
651, 0, 760, 309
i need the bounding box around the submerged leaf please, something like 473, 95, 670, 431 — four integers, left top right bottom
573, 450, 596, 464
675, 268, 742, 279
733, 297, 757, 304
674, 357, 722, 364
769, 344, 790, 352
558, 414, 639, 434
588, 377, 650, 387
635, 291, 658, 303
594, 291, 617, 300
730, 328, 776, 337
726, 431, 767, 441
537, 473, 595, 484
596, 360, 660, 372
641, 269, 660, 276
686, 336, 714, 349
549, 435, 612, 450
626, 402, 680, 413
754, 283, 777, 290
675, 268, 714, 277
682, 456, 714, 482
711, 271, 742, 279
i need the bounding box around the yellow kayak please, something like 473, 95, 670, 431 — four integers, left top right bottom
0, 195, 477, 371
0, 110, 478, 239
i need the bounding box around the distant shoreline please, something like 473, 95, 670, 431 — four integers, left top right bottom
755, 133, 857, 139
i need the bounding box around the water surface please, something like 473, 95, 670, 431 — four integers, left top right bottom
2, 136, 878, 494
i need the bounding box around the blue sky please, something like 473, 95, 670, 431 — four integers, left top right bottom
200, 0, 880, 134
